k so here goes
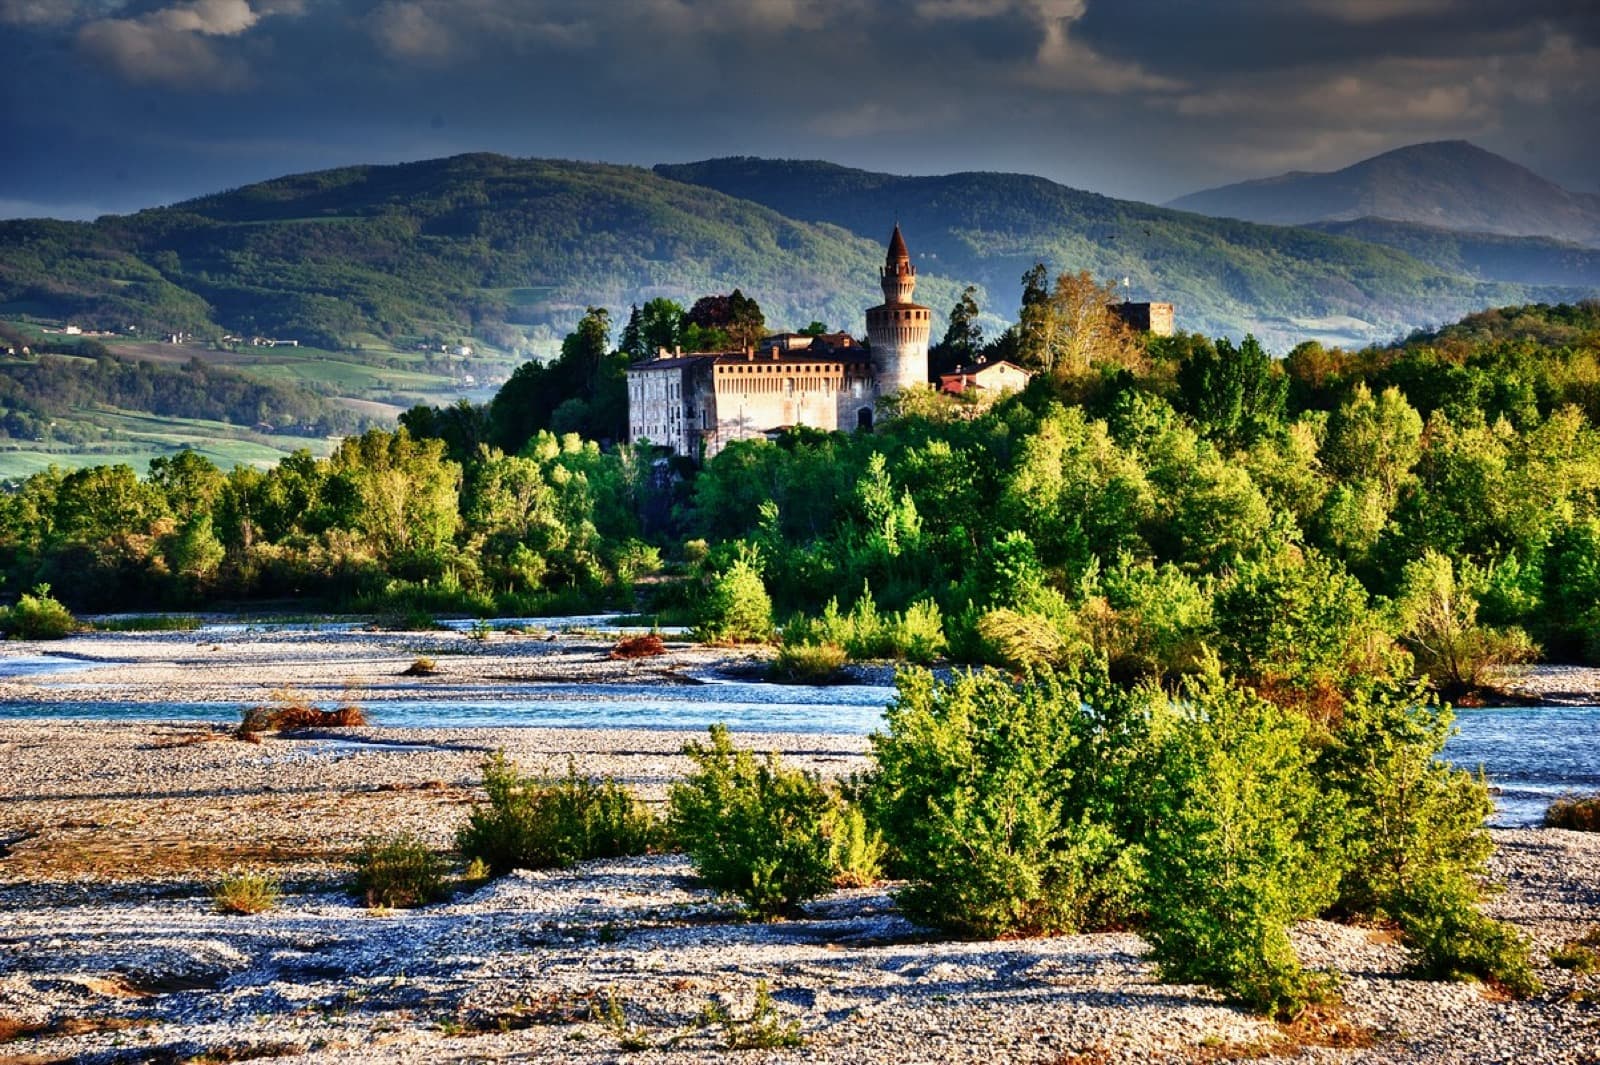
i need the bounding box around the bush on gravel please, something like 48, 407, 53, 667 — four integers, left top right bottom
456, 752, 659, 875
669, 724, 841, 918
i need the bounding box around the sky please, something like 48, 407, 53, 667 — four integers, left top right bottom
4, 0, 1598, 220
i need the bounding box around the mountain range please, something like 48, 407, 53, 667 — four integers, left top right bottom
1166, 141, 1600, 248
1, 146, 1596, 361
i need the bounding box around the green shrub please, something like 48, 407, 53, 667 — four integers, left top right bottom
669, 724, 836, 918
457, 753, 659, 875
1091, 558, 1214, 680
1392, 550, 1537, 694
1319, 682, 1493, 915
771, 641, 847, 683
1212, 550, 1395, 713
353, 833, 449, 908
1550, 940, 1599, 974
1397, 873, 1541, 998
0, 585, 76, 640
718, 982, 804, 1050
1317, 682, 1536, 996
869, 666, 1141, 938
893, 599, 947, 664
1545, 793, 1600, 831
694, 557, 773, 644
213, 871, 280, 915
1140, 664, 1342, 1019
828, 802, 886, 888
782, 586, 946, 664
974, 604, 1083, 671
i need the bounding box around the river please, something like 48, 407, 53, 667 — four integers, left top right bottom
2, 634, 1595, 827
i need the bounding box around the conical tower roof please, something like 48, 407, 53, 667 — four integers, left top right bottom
886, 224, 910, 264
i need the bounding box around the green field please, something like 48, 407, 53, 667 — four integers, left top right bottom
0, 407, 336, 481
100, 338, 518, 400
0, 317, 531, 481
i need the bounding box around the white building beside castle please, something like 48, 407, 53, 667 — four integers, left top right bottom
626, 225, 931, 460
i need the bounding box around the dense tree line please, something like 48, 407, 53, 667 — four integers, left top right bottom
681, 295, 1600, 702
6, 289, 1600, 703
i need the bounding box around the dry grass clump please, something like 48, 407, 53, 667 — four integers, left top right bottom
608, 633, 666, 659
1544, 792, 1600, 831
402, 656, 439, 676
213, 871, 280, 915
236, 690, 368, 740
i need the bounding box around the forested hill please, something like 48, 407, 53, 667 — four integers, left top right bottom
1, 151, 1594, 356
0, 155, 965, 353
1303, 218, 1600, 288
655, 156, 1591, 349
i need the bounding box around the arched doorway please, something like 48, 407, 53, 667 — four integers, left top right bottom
856, 407, 874, 431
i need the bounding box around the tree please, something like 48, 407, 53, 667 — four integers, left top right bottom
324, 428, 462, 562
1391, 550, 1536, 695
486, 307, 625, 450
148, 449, 223, 523
639, 297, 685, 354
1176, 334, 1286, 450
1142, 663, 1343, 1018
1015, 263, 1051, 371
870, 666, 1140, 937
726, 289, 766, 349
1045, 270, 1141, 377
933, 285, 984, 373
685, 291, 765, 350
619, 304, 646, 360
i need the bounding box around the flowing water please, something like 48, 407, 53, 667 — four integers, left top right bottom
3, 625, 1596, 826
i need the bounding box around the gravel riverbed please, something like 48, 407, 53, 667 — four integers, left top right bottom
0, 630, 1597, 1063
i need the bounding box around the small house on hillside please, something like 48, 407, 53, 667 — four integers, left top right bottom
938, 359, 1032, 397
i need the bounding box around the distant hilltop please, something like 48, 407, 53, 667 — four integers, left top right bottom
1166, 141, 1600, 248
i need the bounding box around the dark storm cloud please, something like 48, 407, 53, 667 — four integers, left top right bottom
5, 0, 1598, 218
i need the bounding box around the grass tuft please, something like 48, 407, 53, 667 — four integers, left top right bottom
352, 833, 448, 908
213, 871, 280, 915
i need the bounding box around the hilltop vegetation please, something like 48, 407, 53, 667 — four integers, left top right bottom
656, 156, 1590, 349
2, 151, 1593, 372
1307, 218, 1600, 288
0, 155, 962, 356
0, 340, 365, 444
4, 298, 1599, 692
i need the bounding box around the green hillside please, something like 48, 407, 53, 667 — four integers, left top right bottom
1305, 218, 1600, 288
655, 157, 1593, 349
0, 155, 966, 354
4, 151, 1597, 375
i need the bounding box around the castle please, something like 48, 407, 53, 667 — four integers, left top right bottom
626, 225, 931, 460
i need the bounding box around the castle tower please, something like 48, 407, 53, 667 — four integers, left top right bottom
865, 224, 931, 394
